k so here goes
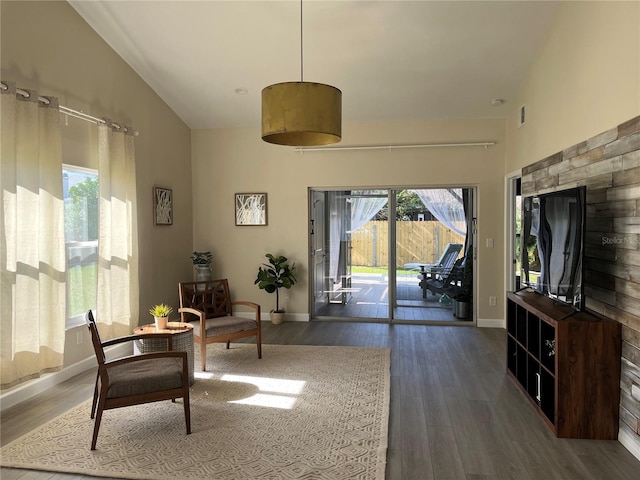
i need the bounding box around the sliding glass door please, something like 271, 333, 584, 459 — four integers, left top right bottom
311, 190, 389, 320
310, 187, 475, 323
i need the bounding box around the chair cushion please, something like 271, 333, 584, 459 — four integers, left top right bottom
106, 357, 184, 398
189, 316, 257, 338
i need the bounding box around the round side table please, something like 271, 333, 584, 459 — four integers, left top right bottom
133, 322, 195, 386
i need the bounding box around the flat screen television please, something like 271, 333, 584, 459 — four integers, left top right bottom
520, 186, 587, 311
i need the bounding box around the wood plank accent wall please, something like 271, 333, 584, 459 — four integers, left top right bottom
521, 115, 640, 455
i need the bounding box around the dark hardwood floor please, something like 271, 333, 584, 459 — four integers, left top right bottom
2, 321, 639, 479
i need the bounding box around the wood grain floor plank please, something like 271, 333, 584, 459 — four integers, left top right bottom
2, 321, 639, 480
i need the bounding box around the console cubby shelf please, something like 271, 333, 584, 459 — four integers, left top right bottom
506, 290, 622, 439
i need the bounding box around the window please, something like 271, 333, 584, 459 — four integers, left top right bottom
63, 166, 98, 328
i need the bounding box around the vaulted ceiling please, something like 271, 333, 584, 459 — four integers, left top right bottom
69, 1, 559, 130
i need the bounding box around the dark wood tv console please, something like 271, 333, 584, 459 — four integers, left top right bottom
506, 290, 621, 439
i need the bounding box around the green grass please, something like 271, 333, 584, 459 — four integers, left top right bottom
352, 265, 415, 275
67, 264, 97, 317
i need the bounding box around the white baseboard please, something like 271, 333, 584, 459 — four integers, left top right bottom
0, 343, 130, 412
477, 318, 506, 329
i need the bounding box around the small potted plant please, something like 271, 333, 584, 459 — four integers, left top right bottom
191, 251, 213, 282
149, 303, 173, 330
255, 253, 297, 324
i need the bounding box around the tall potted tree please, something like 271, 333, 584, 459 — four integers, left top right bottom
255, 253, 297, 324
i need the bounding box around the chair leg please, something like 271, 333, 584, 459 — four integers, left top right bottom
226, 340, 230, 350
183, 392, 191, 435
91, 372, 99, 419
91, 398, 105, 450
257, 331, 262, 359
201, 343, 207, 372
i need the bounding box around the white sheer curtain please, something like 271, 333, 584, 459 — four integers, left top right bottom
329, 191, 387, 283
0, 82, 66, 389
96, 122, 139, 339
349, 194, 388, 233
413, 189, 466, 235
328, 192, 346, 284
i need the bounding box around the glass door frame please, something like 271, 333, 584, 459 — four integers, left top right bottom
308, 186, 478, 325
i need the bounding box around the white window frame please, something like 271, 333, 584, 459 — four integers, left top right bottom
63, 164, 98, 329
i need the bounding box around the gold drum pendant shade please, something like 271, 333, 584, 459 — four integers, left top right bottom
261, 82, 342, 146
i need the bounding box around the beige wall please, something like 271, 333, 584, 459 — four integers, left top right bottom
4, 0, 636, 369
506, 1, 640, 172
1, 1, 193, 366
192, 119, 507, 322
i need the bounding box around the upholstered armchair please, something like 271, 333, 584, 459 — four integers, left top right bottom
86, 311, 191, 450
178, 279, 261, 371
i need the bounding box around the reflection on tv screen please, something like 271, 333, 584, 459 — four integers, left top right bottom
521, 186, 586, 311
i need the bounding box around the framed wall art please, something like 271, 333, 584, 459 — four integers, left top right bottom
235, 193, 267, 226
154, 186, 173, 225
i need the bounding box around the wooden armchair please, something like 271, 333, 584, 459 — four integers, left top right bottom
178, 279, 261, 371
86, 311, 191, 450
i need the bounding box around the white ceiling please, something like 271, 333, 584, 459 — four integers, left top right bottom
69, 0, 559, 130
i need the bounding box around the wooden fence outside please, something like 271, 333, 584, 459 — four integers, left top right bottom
351, 221, 465, 268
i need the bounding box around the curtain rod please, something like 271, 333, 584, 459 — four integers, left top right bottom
0, 81, 139, 136
295, 141, 495, 153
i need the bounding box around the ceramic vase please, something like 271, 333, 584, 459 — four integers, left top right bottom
154, 316, 169, 330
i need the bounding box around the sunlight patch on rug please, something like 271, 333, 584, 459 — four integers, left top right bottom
221, 373, 305, 408
1, 344, 390, 480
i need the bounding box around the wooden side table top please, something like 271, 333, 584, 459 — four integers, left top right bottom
134, 321, 194, 335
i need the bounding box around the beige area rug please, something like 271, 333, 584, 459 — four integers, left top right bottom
1, 344, 390, 480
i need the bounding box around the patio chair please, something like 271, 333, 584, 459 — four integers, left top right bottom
178, 279, 261, 371
86, 311, 191, 450
424, 257, 466, 298
404, 243, 463, 298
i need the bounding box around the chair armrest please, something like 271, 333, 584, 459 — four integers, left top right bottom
100, 334, 138, 348
101, 332, 174, 348
232, 301, 261, 322
103, 350, 187, 370
178, 307, 207, 334
178, 307, 205, 320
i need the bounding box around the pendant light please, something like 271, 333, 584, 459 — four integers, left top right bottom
261, 0, 342, 146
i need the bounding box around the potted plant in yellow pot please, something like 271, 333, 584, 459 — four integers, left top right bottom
149, 303, 173, 330
255, 253, 297, 324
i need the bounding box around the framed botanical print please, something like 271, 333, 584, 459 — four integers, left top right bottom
154, 186, 173, 225
235, 193, 267, 226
